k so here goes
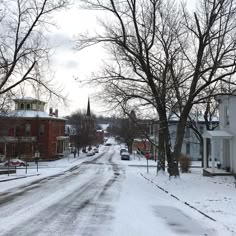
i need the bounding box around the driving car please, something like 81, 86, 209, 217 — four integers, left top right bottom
86, 150, 95, 156
105, 143, 112, 146
4, 158, 28, 167
121, 152, 130, 161
93, 147, 99, 153
120, 148, 128, 155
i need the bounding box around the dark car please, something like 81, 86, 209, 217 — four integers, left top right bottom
105, 143, 112, 146
121, 152, 130, 161
120, 148, 128, 155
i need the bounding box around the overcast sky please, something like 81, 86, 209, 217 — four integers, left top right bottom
47, 0, 196, 117
46, 5, 105, 117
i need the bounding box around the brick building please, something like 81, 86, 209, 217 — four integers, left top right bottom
0, 97, 69, 161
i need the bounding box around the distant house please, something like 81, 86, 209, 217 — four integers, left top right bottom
203, 95, 236, 175
168, 114, 219, 161
132, 139, 151, 153
96, 124, 109, 144
96, 129, 107, 144
0, 97, 69, 161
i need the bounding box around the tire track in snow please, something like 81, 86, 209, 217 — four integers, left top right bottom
0, 150, 124, 236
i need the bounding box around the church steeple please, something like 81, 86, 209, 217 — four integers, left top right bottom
86, 98, 91, 117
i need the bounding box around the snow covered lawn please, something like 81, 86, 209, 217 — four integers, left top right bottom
141, 165, 236, 235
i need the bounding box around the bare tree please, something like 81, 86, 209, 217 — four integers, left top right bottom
66, 109, 97, 152
76, 0, 182, 175
76, 0, 236, 176
171, 0, 236, 175
0, 0, 70, 107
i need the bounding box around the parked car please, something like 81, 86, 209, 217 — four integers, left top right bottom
121, 152, 130, 161
120, 148, 128, 155
93, 147, 99, 153
86, 150, 95, 156
105, 143, 112, 146
4, 159, 28, 167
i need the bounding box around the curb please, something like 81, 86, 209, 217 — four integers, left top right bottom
0, 174, 41, 183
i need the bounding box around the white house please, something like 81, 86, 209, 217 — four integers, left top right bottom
168, 114, 219, 161
203, 95, 236, 175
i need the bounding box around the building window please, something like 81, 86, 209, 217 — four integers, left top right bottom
199, 126, 204, 134
25, 124, 31, 136
186, 142, 190, 155
39, 124, 45, 135
200, 144, 203, 155
20, 103, 24, 109
26, 103, 31, 110
185, 127, 190, 138
224, 106, 229, 126
0, 128, 8, 136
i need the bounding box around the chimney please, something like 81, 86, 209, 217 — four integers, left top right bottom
49, 107, 53, 116
55, 109, 58, 117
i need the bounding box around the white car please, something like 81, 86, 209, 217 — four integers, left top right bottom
86, 150, 95, 156
121, 152, 130, 161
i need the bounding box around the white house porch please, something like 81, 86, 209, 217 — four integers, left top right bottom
203, 130, 234, 176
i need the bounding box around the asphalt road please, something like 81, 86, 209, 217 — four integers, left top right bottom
0, 149, 124, 236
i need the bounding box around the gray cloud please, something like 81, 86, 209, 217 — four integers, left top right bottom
47, 32, 74, 50
63, 60, 79, 69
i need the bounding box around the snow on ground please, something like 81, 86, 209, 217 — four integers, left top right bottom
0, 140, 236, 235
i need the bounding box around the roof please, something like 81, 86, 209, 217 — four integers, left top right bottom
1, 110, 66, 120
169, 113, 219, 123
203, 130, 233, 139
96, 129, 108, 133
13, 97, 46, 104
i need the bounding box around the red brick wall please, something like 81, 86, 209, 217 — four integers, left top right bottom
0, 117, 66, 160
133, 140, 150, 151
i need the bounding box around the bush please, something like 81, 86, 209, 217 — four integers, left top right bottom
179, 154, 191, 173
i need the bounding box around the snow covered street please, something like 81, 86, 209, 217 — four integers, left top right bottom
0, 143, 235, 235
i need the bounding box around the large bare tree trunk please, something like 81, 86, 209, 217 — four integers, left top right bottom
157, 113, 173, 174
157, 121, 165, 172
172, 107, 193, 176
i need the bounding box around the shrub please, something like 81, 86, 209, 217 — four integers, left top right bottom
179, 154, 191, 173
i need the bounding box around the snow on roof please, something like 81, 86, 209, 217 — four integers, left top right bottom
99, 124, 110, 130
14, 97, 45, 104
134, 138, 149, 142
203, 130, 233, 139
2, 110, 66, 120
96, 129, 108, 133
169, 113, 219, 122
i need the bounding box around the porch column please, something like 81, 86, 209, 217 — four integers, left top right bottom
203, 138, 207, 168
211, 139, 215, 173
220, 139, 223, 165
